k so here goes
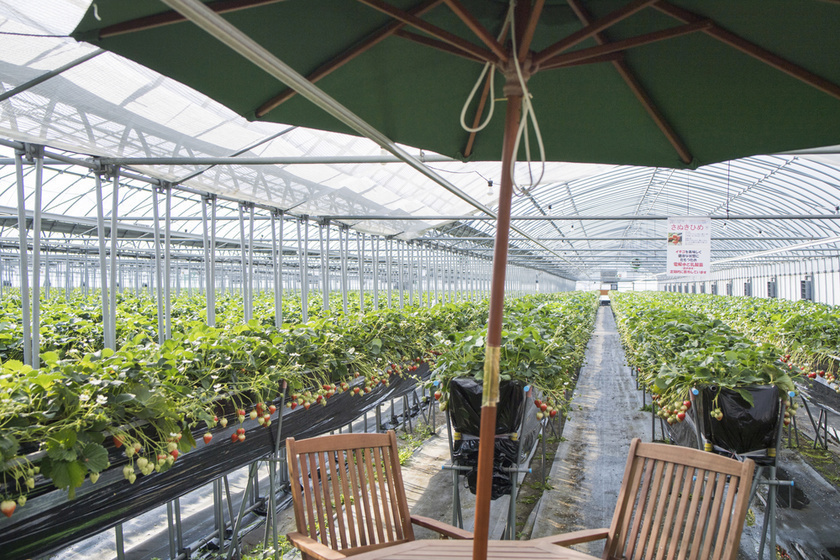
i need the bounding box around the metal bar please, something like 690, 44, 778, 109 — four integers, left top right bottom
386, 237, 393, 308
0, 49, 105, 103
99, 154, 454, 165
373, 236, 379, 311
340, 226, 348, 315
151, 187, 165, 344
94, 170, 110, 356
303, 218, 309, 321
115, 524, 126, 560
357, 231, 365, 313
31, 147, 44, 366
164, 185, 172, 340
248, 204, 255, 321
271, 211, 283, 327
320, 221, 329, 313
397, 239, 404, 309
238, 204, 248, 323
210, 196, 218, 323
322, 213, 840, 221
201, 196, 214, 327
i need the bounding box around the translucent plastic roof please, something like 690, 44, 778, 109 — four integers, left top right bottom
2, 0, 840, 282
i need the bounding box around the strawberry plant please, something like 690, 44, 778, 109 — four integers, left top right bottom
612, 292, 795, 424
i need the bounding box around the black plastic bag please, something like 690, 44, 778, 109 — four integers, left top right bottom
697, 385, 780, 454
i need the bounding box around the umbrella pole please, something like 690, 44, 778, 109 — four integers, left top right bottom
472, 92, 522, 560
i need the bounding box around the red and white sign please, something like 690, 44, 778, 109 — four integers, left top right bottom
666, 217, 711, 276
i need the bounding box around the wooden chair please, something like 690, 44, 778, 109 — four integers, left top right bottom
535, 438, 755, 560
286, 431, 472, 560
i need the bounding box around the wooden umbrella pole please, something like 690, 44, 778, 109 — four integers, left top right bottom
472, 91, 522, 560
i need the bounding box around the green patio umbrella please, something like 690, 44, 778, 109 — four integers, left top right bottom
72, 1, 840, 558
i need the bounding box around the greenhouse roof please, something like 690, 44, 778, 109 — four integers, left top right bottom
2, 0, 840, 281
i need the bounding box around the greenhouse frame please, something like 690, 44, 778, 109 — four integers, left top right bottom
2, 1, 840, 560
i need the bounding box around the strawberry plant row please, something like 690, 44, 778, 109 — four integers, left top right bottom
611, 292, 796, 428
0, 364, 429, 560
655, 292, 840, 391
0, 294, 488, 516
428, 291, 599, 422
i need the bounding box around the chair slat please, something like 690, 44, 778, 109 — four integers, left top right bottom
677, 464, 707, 560
644, 461, 675, 560
622, 456, 652, 559
654, 462, 685, 560
610, 446, 646, 559
350, 446, 374, 546
699, 471, 728, 560
713, 470, 741, 560
666, 465, 696, 560
336, 448, 355, 549
383, 441, 412, 541
375, 444, 399, 541
319, 451, 339, 550
632, 458, 667, 559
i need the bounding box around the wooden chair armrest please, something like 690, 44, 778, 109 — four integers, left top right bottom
287, 531, 348, 560
410, 515, 474, 539
531, 528, 610, 547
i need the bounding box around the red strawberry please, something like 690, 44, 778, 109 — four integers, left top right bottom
268, 405, 276, 414
113, 435, 124, 448
203, 432, 213, 445
1, 500, 16, 518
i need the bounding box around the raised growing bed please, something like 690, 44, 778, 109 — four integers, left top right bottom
0, 366, 428, 560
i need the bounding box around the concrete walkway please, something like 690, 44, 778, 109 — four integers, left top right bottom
528, 305, 649, 556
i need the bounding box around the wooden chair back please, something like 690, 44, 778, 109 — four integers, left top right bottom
603, 438, 755, 560
286, 431, 415, 557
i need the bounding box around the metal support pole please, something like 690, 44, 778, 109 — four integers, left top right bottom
31, 146, 44, 366
357, 231, 365, 313
373, 236, 379, 311
340, 226, 349, 315
94, 169, 111, 354
271, 211, 283, 327
303, 218, 310, 321
248, 204, 255, 321
108, 168, 120, 348
201, 195, 214, 327
115, 524, 126, 560
397, 239, 404, 309
320, 220, 329, 313
151, 187, 165, 344
13, 161, 31, 366
386, 237, 393, 308
296, 218, 307, 322
164, 185, 172, 340
238, 204, 249, 323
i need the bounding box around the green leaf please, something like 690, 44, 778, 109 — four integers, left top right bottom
48, 459, 87, 499
80, 442, 110, 472
735, 388, 755, 407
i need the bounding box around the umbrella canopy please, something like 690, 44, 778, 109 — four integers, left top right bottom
70, 2, 840, 558
72, 0, 840, 169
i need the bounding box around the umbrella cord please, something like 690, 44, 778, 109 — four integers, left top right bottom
509, 1, 546, 197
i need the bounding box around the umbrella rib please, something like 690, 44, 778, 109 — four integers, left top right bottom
442, 0, 508, 62
533, 0, 659, 66
254, 0, 445, 118
355, 0, 498, 64
566, 0, 692, 165
654, 1, 840, 101
98, 0, 286, 39
392, 29, 486, 64
539, 20, 712, 68
517, 0, 545, 63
